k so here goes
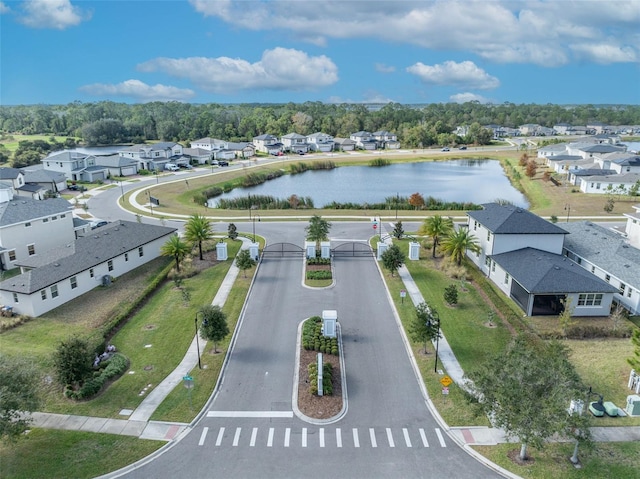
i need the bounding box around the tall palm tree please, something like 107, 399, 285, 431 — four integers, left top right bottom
440, 228, 481, 266
160, 234, 189, 272
420, 215, 454, 258
305, 215, 331, 252
184, 214, 212, 260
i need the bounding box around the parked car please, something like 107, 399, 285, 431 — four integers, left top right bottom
90, 219, 108, 230
441, 147, 450, 152
164, 163, 179, 171
298, 151, 305, 155
218, 160, 229, 167
458, 146, 467, 150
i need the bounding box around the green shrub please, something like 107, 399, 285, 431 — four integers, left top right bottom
369, 158, 390, 167
306, 270, 332, 280
69, 353, 129, 400
307, 257, 331, 265
301, 316, 339, 355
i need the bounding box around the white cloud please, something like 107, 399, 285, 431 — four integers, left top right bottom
407, 61, 499, 90
375, 63, 395, 73
18, 0, 88, 29
137, 48, 338, 93
570, 42, 638, 64
79, 80, 195, 102
0, 2, 10, 14
450, 92, 492, 104
189, 0, 640, 67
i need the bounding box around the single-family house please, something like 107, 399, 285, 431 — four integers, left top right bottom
538, 144, 568, 159
586, 122, 610, 135
561, 220, 640, 315
0, 167, 49, 200
350, 131, 377, 150
183, 147, 212, 165
372, 131, 400, 149
578, 144, 626, 159
281, 133, 309, 153
333, 138, 356, 151
518, 124, 540, 136
253, 134, 283, 155
42, 151, 109, 182
553, 123, 572, 135
0, 220, 177, 317
546, 155, 584, 174
0, 197, 75, 271
568, 168, 616, 187
596, 153, 640, 175
93, 154, 139, 178
306, 132, 334, 153
226, 142, 255, 159
579, 173, 640, 195
465, 203, 617, 316
21, 167, 68, 195
118, 142, 184, 171
624, 204, 640, 248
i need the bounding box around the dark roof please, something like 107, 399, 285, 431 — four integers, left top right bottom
572, 169, 616, 177
467, 203, 568, 235
22, 168, 67, 183
17, 184, 45, 193
0, 220, 176, 294
0, 197, 72, 226
491, 248, 618, 294
0, 167, 22, 180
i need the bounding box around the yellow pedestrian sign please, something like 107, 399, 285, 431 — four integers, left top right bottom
440, 375, 452, 387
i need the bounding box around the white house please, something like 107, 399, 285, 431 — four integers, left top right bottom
0, 220, 177, 317
350, 131, 377, 150
372, 131, 400, 149
465, 203, 617, 316
21, 167, 68, 196
596, 153, 640, 175
118, 142, 184, 171
561, 220, 640, 315
579, 173, 640, 195
306, 132, 334, 152
334, 138, 356, 151
0, 197, 75, 271
42, 151, 109, 183
281, 133, 309, 153
252, 134, 283, 155
183, 147, 212, 165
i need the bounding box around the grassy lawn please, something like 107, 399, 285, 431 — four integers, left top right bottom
0, 134, 77, 154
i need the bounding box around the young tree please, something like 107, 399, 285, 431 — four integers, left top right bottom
525, 160, 537, 178
420, 215, 453, 258
0, 354, 40, 442
227, 223, 238, 240
628, 329, 640, 370
184, 214, 212, 260
381, 244, 405, 276
305, 215, 331, 252
558, 296, 576, 336
236, 248, 256, 278
409, 303, 440, 354
466, 334, 589, 461
444, 284, 459, 306
160, 234, 190, 272
199, 305, 229, 353
408, 192, 425, 210
518, 152, 529, 167
440, 228, 480, 265
392, 221, 404, 239
52, 336, 93, 389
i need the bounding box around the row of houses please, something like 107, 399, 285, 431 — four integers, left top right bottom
476, 122, 640, 139
537, 137, 640, 194
465, 202, 640, 317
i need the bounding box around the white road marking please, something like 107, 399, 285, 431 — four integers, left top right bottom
403, 428, 412, 447
250, 427, 257, 447
284, 428, 290, 448
232, 427, 241, 447
215, 427, 225, 446
435, 428, 446, 447
267, 427, 274, 447
419, 428, 429, 447
302, 427, 307, 447
336, 428, 342, 448
319, 428, 325, 447
369, 428, 377, 448
386, 428, 395, 447
198, 427, 208, 446
353, 428, 360, 448
207, 411, 293, 418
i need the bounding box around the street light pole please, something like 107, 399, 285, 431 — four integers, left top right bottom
564, 204, 571, 222
119, 181, 125, 204
252, 215, 261, 243
194, 311, 203, 369
147, 191, 153, 215
432, 311, 441, 373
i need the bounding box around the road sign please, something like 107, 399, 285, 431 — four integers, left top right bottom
400, 290, 406, 297
440, 375, 452, 387
442, 387, 449, 395
373, 224, 377, 230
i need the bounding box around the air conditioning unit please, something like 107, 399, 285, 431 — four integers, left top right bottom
625, 395, 640, 416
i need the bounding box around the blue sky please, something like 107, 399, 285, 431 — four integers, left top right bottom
1, 0, 639, 105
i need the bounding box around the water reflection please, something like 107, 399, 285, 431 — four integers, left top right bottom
210, 160, 528, 208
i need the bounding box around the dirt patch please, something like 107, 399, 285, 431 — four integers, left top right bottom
483, 321, 497, 328
305, 263, 331, 272
507, 448, 536, 466
469, 281, 517, 336
297, 347, 343, 419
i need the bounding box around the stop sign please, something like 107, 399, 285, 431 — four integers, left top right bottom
373, 224, 377, 229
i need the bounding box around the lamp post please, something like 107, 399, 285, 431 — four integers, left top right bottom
564, 204, 571, 222
252, 215, 261, 243
147, 191, 154, 215
427, 310, 441, 373
395, 193, 399, 220
119, 180, 125, 204
194, 311, 203, 369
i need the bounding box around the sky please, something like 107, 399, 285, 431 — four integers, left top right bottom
1, 0, 639, 106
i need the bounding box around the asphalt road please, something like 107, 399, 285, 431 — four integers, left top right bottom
119, 221, 503, 479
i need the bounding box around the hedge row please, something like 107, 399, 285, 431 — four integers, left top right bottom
65, 353, 129, 400
302, 316, 339, 355
307, 257, 331, 265
308, 362, 334, 396
306, 270, 332, 280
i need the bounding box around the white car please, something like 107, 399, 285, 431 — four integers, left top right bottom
164, 163, 179, 171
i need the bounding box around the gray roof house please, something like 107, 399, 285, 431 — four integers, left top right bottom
0, 220, 177, 317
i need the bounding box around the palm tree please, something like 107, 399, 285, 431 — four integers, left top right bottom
420, 215, 453, 258
440, 228, 481, 266
305, 215, 331, 252
160, 234, 189, 272
184, 214, 212, 260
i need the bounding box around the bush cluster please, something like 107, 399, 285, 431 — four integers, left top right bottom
307, 257, 331, 265
308, 362, 334, 396
540, 323, 633, 340
289, 160, 335, 174
65, 353, 129, 400
369, 158, 390, 167
193, 186, 224, 205
302, 316, 339, 354
306, 270, 332, 280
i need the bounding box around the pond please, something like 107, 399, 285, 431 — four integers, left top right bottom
210, 159, 529, 208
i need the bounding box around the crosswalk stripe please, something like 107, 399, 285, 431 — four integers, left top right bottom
320, 428, 325, 448
284, 428, 290, 448
267, 427, 274, 447
250, 427, 257, 447
386, 428, 395, 447
353, 428, 360, 448
336, 428, 342, 448
215, 427, 225, 446
369, 428, 377, 448
302, 427, 307, 448
419, 428, 429, 447
435, 428, 446, 448
403, 428, 412, 447
198, 427, 208, 446
232, 427, 241, 447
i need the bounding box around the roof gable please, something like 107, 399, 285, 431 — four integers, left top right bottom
467, 203, 567, 235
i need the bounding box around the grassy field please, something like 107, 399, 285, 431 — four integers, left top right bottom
0, 134, 77, 154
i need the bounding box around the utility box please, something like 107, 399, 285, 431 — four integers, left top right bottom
409, 241, 420, 260
305, 241, 316, 259
216, 242, 228, 261
249, 242, 259, 261
625, 395, 640, 416
322, 310, 337, 338
320, 241, 331, 259
377, 242, 388, 260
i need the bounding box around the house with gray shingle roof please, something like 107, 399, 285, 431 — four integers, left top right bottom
20, 166, 68, 196
466, 203, 616, 316
42, 151, 109, 183
0, 220, 177, 317
306, 132, 334, 153
579, 172, 640, 195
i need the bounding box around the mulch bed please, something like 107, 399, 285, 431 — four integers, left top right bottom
297, 347, 343, 419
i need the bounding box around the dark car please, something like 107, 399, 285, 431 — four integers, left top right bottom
90, 220, 108, 230
68, 184, 79, 191
459, 145, 467, 150
218, 160, 229, 167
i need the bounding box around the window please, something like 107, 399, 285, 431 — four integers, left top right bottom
108, 260, 114, 272
41, 290, 47, 300
504, 273, 510, 284
51, 285, 59, 298
628, 288, 633, 298
596, 183, 601, 189
13, 293, 18, 303
61, 214, 66, 219
591, 266, 595, 273
605, 274, 610, 283
492, 261, 496, 272
138, 246, 144, 257
28, 244, 35, 256
577, 293, 603, 306
473, 221, 477, 231
89, 268, 94, 278
620, 283, 626, 294
576, 257, 582, 265
43, 218, 49, 223
124, 253, 129, 262
52, 216, 57, 221
487, 231, 491, 241
8, 250, 16, 261
25, 222, 31, 227
485, 257, 491, 269
70, 276, 77, 289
